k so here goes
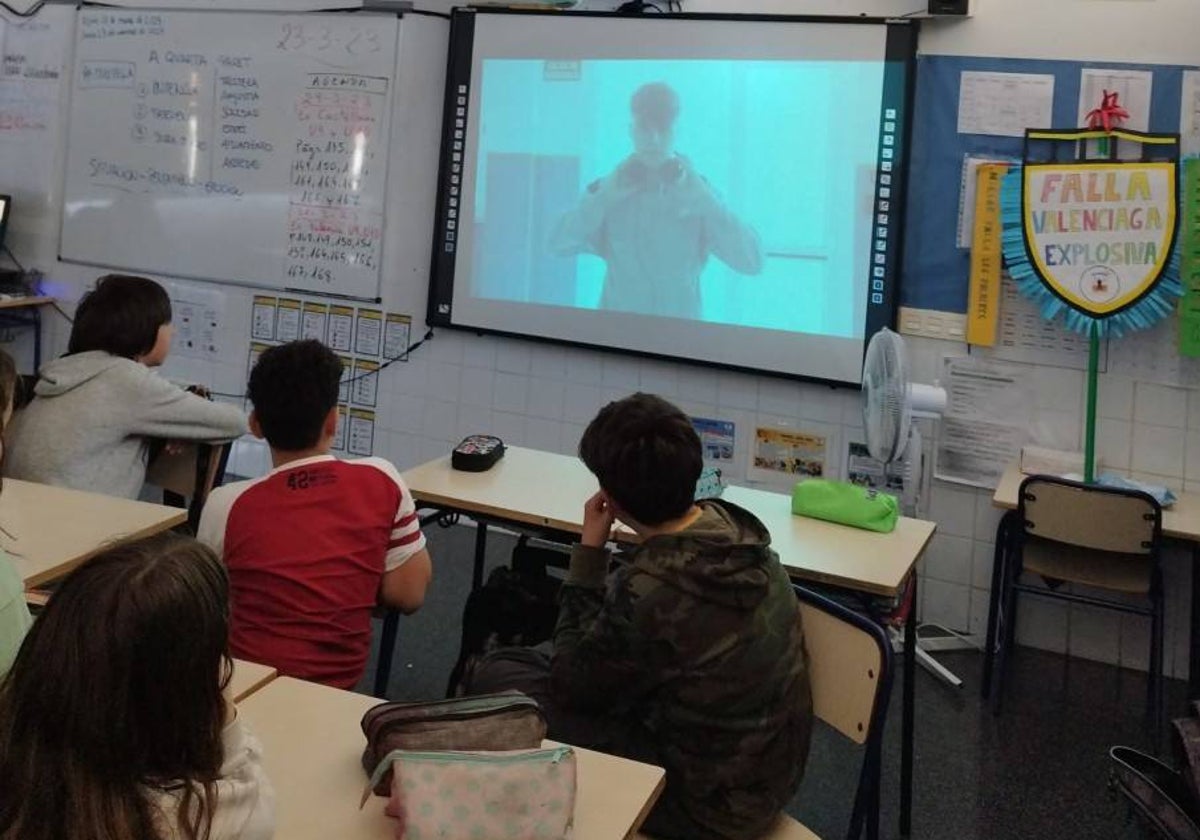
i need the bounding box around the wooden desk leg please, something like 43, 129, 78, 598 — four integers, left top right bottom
473, 520, 488, 590
1191, 544, 1200, 701
900, 572, 916, 837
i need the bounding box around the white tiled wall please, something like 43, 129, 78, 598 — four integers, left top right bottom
20, 275, 1199, 679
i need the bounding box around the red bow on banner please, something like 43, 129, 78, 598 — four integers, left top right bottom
1086, 89, 1131, 133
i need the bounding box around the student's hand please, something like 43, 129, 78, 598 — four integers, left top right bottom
580, 491, 616, 549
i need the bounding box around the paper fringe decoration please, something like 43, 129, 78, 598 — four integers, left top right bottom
999, 166, 1183, 338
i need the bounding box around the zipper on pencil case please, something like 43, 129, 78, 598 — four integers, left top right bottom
364, 694, 542, 737
369, 694, 540, 719
365, 746, 573, 800
386, 747, 572, 765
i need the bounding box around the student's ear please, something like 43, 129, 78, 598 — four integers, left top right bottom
322, 406, 338, 440
248, 410, 265, 440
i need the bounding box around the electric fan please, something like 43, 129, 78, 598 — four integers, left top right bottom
861, 328, 961, 687
862, 327, 946, 514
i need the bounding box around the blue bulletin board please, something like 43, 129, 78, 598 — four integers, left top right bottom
901, 54, 1197, 314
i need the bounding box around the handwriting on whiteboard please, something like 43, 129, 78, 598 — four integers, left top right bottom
285, 74, 386, 287
276, 23, 382, 56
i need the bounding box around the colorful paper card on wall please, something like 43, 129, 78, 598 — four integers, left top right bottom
1180, 158, 1200, 357
355, 308, 383, 357
1000, 128, 1183, 338
301, 301, 329, 343
1023, 162, 1175, 316
276, 298, 302, 343
328, 305, 355, 353
967, 162, 1009, 346
251, 296, 277, 341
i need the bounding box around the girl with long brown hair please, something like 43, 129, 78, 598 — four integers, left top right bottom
0, 533, 274, 840
0, 348, 31, 674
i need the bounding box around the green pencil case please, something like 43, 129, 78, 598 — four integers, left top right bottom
791, 479, 899, 533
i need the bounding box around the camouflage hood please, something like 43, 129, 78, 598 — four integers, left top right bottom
631, 499, 775, 610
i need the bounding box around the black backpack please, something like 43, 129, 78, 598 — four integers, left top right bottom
445, 536, 565, 697
1110, 703, 1200, 839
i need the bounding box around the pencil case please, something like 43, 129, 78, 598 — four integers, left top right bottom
452, 435, 506, 471
365, 746, 577, 840
791, 479, 899, 533
361, 692, 546, 794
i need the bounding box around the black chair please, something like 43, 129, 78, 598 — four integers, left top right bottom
983, 474, 1165, 736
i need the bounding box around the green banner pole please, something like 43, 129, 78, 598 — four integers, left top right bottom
1085, 322, 1100, 484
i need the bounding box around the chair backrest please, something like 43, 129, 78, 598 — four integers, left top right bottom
1018, 474, 1161, 556
795, 586, 893, 746
149, 441, 232, 532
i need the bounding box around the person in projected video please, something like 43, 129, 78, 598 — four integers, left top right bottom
550, 82, 764, 320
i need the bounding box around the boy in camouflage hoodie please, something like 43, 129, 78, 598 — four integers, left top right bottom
470, 393, 812, 839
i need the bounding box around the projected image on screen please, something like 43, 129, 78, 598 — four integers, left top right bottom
430, 11, 915, 385
470, 59, 882, 339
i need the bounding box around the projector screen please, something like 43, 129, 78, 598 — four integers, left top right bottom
428, 9, 916, 386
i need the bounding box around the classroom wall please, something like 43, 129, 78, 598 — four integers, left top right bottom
8, 0, 1199, 678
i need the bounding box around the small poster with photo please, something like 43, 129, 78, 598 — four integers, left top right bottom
750, 425, 832, 487
691, 417, 735, 463
845, 441, 904, 495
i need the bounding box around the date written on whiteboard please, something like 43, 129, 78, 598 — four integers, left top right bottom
277, 24, 382, 56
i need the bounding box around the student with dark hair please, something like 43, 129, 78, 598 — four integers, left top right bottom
0, 349, 31, 676
5, 274, 246, 499
0, 533, 274, 840
198, 340, 432, 690
468, 393, 812, 840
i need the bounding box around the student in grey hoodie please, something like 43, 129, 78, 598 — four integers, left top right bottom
5, 275, 247, 500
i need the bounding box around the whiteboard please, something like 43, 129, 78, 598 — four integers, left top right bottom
0, 4, 73, 240
60, 8, 400, 300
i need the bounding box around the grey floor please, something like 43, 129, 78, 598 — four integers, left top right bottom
361, 523, 1181, 840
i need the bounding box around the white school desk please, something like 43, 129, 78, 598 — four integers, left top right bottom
993, 464, 1200, 698
402, 446, 936, 837
0, 479, 187, 587
228, 660, 278, 703
238, 676, 666, 840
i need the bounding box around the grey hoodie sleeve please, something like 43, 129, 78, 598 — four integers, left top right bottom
122, 367, 248, 442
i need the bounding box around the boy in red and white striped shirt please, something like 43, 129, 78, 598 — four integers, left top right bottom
199, 340, 432, 690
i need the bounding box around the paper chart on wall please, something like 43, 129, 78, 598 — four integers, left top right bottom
383, 313, 411, 360
332, 405, 347, 452
354, 308, 383, 357
351, 358, 379, 407
328, 305, 354, 353
337, 354, 352, 403
348, 408, 375, 456
168, 283, 227, 361
957, 71, 1055, 139
251, 296, 277, 341
1077, 68, 1152, 160
276, 298, 301, 343
301, 301, 328, 343
1181, 71, 1200, 159
935, 356, 1033, 489
986, 272, 1108, 370
1107, 314, 1200, 387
